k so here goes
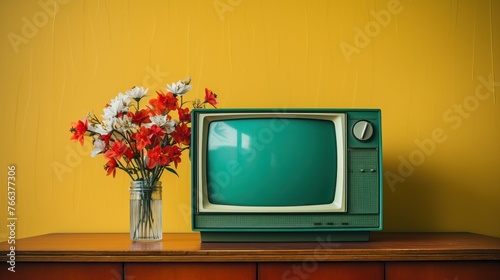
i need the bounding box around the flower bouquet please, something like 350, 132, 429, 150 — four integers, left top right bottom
70, 77, 218, 240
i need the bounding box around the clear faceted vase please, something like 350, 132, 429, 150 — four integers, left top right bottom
129, 181, 162, 241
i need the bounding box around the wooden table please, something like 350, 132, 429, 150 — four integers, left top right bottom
1, 232, 499, 279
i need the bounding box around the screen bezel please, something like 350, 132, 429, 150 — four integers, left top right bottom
193, 111, 347, 213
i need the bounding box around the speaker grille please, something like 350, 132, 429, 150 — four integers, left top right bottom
348, 148, 380, 214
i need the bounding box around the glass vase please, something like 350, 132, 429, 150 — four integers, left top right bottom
129, 181, 162, 241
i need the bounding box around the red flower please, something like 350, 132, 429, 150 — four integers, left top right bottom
165, 145, 182, 168
131, 109, 151, 125
131, 126, 152, 150
104, 140, 134, 161
146, 146, 170, 169
99, 133, 112, 148
171, 122, 191, 146
178, 107, 191, 122
104, 158, 117, 177
149, 124, 165, 145
148, 94, 165, 114
146, 146, 160, 169
164, 92, 179, 111
149, 91, 178, 114
204, 88, 218, 107
70, 119, 88, 145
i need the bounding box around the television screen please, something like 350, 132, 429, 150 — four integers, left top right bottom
206, 118, 337, 207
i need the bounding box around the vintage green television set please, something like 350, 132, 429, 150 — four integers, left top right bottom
191, 108, 382, 242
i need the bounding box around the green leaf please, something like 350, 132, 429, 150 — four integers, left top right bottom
165, 167, 179, 177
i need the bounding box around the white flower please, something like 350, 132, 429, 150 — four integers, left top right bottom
143, 115, 176, 133
115, 115, 138, 133
164, 119, 176, 134
126, 86, 148, 101
103, 93, 130, 119
166, 78, 192, 96
148, 115, 168, 127
91, 137, 106, 157
102, 105, 119, 119
88, 118, 115, 135
87, 123, 99, 134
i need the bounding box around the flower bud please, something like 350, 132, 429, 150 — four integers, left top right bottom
182, 76, 192, 85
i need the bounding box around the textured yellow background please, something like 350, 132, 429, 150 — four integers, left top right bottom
0, 0, 499, 241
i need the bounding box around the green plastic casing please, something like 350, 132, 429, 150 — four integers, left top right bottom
191, 108, 382, 242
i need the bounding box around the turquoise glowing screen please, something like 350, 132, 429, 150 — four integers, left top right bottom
206, 118, 337, 206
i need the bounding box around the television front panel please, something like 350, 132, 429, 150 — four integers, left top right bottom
191, 108, 382, 242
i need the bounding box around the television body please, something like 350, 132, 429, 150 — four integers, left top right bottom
191, 108, 382, 242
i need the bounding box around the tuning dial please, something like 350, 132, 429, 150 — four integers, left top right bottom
353, 120, 374, 141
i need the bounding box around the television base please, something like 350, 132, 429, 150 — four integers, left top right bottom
199, 231, 371, 242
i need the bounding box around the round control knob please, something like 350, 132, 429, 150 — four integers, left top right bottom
353, 120, 374, 141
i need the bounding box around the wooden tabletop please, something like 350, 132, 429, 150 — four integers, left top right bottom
1, 232, 499, 262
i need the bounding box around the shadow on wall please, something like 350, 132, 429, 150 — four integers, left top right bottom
383, 155, 443, 233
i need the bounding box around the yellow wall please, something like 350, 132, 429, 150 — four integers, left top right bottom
1, 0, 499, 241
